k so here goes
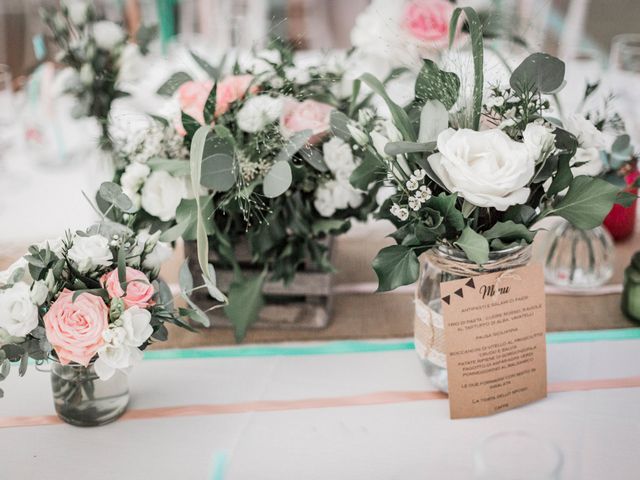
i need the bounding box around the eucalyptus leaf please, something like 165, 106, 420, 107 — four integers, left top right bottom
179, 259, 194, 293
299, 147, 328, 172
350, 154, 381, 190
263, 161, 292, 198
454, 226, 489, 264
372, 245, 420, 292
546, 156, 573, 196
510, 53, 565, 95
201, 153, 237, 191
204, 264, 227, 302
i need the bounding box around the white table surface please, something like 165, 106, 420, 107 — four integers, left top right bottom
1, 334, 639, 480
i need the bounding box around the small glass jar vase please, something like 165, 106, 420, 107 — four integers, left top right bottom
543, 220, 614, 289
50, 361, 129, 427
415, 245, 532, 392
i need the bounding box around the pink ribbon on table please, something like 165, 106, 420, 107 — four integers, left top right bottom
1, 375, 640, 429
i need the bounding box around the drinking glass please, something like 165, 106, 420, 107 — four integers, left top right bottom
474, 431, 563, 480
609, 34, 640, 146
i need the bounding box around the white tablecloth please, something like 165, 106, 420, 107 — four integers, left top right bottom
1, 333, 639, 479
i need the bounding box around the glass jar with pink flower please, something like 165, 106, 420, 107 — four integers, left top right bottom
0, 191, 223, 425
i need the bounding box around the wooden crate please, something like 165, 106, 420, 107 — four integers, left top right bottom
184, 239, 335, 329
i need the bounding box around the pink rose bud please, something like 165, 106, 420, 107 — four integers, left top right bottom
280, 98, 334, 144
44, 290, 109, 366
175, 80, 215, 135
101, 267, 155, 310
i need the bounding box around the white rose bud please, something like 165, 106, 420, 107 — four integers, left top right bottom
120, 162, 151, 193
140, 171, 186, 222
67, 235, 113, 273
94, 344, 143, 381
0, 283, 39, 337
523, 123, 556, 162
30, 280, 49, 306
120, 307, 153, 347
347, 123, 369, 146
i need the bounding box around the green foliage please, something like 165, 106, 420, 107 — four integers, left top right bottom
455, 226, 490, 264
224, 271, 266, 341
542, 176, 620, 229
201, 153, 237, 191
510, 53, 565, 95
263, 161, 293, 198
372, 245, 420, 292
414, 60, 460, 110
157, 71, 193, 96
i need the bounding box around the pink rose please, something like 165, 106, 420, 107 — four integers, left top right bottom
101, 267, 155, 309
44, 290, 108, 366
280, 99, 334, 144
215, 74, 257, 117
177, 80, 213, 124
403, 0, 456, 47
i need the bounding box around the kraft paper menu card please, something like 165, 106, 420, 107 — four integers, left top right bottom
441, 264, 547, 419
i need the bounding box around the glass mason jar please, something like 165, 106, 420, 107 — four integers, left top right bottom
50, 361, 129, 427
543, 220, 614, 289
415, 244, 532, 392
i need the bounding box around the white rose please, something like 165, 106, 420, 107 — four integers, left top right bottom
94, 344, 143, 381
30, 280, 49, 306
120, 307, 153, 347
237, 95, 282, 133
0, 283, 39, 337
314, 184, 336, 217
136, 230, 173, 271
0, 257, 28, 287
65, 0, 88, 25
428, 128, 535, 211
314, 180, 362, 217
323, 137, 357, 176
93, 21, 125, 51
67, 235, 113, 273
141, 171, 186, 222
120, 162, 151, 193
523, 123, 556, 162
571, 147, 605, 177
564, 114, 605, 149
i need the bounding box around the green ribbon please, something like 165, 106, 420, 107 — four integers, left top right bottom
144, 328, 640, 361
156, 0, 177, 55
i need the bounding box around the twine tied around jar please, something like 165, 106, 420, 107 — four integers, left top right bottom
414, 245, 532, 368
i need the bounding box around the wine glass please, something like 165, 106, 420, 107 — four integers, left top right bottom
609, 34, 640, 147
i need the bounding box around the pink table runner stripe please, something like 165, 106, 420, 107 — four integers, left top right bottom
2, 375, 639, 429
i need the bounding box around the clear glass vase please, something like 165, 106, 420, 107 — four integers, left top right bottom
414, 245, 532, 392
543, 220, 614, 289
50, 361, 129, 427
